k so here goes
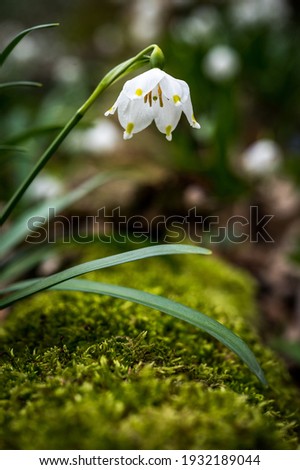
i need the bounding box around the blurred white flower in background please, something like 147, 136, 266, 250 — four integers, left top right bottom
241, 139, 282, 176
68, 119, 120, 155
27, 174, 63, 201
171, 6, 221, 45
229, 0, 290, 28
52, 56, 85, 84
10, 36, 41, 63
80, 120, 120, 153
203, 45, 240, 82
129, 0, 165, 43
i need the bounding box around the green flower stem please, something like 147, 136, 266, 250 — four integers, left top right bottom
0, 44, 161, 226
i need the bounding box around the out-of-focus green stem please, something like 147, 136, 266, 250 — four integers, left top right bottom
0, 44, 161, 225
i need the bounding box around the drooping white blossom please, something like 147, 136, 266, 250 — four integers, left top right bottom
104, 68, 200, 141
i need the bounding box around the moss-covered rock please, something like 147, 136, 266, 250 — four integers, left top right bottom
0, 242, 299, 449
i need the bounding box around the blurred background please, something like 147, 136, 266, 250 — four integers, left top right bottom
1, 0, 300, 382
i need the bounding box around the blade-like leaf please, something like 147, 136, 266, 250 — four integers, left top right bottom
0, 245, 211, 308
0, 277, 267, 385
57, 279, 267, 385
0, 81, 42, 89
0, 172, 117, 257
0, 246, 59, 282
0, 145, 27, 153
0, 23, 59, 66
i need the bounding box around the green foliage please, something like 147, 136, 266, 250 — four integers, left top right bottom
0, 172, 116, 257
0, 240, 267, 385
0, 81, 42, 89
0, 245, 299, 449
0, 23, 59, 67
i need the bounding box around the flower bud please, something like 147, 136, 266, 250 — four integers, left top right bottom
150, 45, 165, 70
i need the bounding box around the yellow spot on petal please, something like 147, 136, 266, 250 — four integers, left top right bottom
126, 122, 134, 134
165, 125, 172, 141
124, 122, 134, 140
135, 88, 143, 96
173, 95, 181, 104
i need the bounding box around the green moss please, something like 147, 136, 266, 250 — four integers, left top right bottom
0, 242, 299, 449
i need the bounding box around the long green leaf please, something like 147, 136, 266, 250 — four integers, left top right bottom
0, 145, 27, 153
57, 279, 267, 385
0, 277, 267, 384
0, 245, 211, 308
0, 81, 42, 89
0, 246, 59, 282
0, 172, 117, 257
0, 23, 59, 66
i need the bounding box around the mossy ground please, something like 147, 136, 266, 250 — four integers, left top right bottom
0, 242, 299, 449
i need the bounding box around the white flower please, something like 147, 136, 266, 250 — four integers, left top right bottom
172, 6, 221, 45
53, 56, 85, 84
27, 174, 63, 201
203, 45, 240, 82
10, 36, 41, 63
241, 139, 282, 176
104, 68, 200, 141
228, 0, 290, 28
129, 0, 164, 43
68, 119, 120, 154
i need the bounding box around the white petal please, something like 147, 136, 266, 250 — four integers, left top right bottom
153, 98, 182, 141
174, 78, 191, 103
182, 95, 201, 128
159, 74, 190, 106
122, 68, 165, 100
104, 91, 125, 116
117, 97, 154, 139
